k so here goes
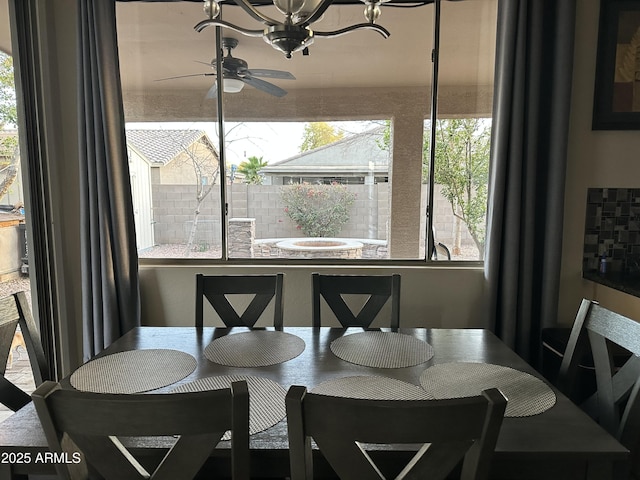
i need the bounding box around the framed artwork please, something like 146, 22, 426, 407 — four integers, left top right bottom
593, 0, 640, 130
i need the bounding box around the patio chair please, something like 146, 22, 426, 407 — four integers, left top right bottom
32, 379, 250, 480
557, 299, 640, 478
196, 273, 284, 328
286, 385, 507, 480
0, 291, 49, 411
430, 227, 452, 260
311, 273, 400, 328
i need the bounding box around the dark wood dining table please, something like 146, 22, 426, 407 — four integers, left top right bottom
0, 327, 630, 480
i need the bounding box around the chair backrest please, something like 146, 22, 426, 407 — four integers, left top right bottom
0, 291, 49, 411
195, 273, 284, 328
286, 385, 507, 480
557, 299, 640, 466
32, 379, 250, 480
311, 273, 400, 328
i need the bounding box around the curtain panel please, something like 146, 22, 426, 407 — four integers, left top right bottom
485, 0, 576, 366
78, 0, 140, 360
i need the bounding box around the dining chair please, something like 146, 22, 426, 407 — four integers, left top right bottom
286, 385, 507, 480
32, 379, 250, 480
195, 273, 284, 328
0, 291, 49, 411
311, 273, 400, 328
557, 299, 640, 477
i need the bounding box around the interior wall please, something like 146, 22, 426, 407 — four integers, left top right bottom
560, 1, 640, 324
139, 265, 487, 328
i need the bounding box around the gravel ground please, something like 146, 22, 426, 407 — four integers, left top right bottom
139, 244, 222, 258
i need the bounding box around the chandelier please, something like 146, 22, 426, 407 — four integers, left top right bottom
195, 0, 391, 58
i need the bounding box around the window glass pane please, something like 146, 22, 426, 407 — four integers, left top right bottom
116, 0, 496, 262
117, 2, 223, 259
125, 122, 223, 259
224, 120, 391, 259
430, 0, 497, 261
215, 2, 433, 260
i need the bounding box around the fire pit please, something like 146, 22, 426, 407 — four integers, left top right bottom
275, 238, 363, 259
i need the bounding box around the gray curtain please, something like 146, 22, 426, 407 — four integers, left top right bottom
78, 0, 140, 360
485, 0, 576, 366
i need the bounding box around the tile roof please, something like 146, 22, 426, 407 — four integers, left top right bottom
125, 129, 209, 165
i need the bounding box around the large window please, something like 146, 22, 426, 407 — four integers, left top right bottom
117, 0, 497, 262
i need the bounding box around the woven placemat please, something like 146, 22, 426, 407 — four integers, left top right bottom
172, 375, 287, 440
70, 349, 197, 394
204, 331, 305, 367
419, 362, 557, 417
311, 375, 434, 400
330, 331, 434, 368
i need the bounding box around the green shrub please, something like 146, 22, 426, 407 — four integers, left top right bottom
280, 183, 356, 237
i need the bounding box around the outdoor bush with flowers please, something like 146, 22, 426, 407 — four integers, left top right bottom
280, 183, 356, 237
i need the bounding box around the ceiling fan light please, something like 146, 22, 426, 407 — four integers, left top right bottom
223, 78, 245, 93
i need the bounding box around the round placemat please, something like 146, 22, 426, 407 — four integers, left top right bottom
330, 331, 434, 368
172, 375, 287, 440
419, 362, 556, 417
204, 331, 305, 367
70, 349, 197, 394
311, 375, 434, 400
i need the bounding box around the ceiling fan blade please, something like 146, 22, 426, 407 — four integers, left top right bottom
205, 82, 218, 99
155, 73, 215, 81
241, 76, 288, 97
246, 69, 295, 80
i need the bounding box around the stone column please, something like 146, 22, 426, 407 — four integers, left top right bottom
228, 218, 255, 258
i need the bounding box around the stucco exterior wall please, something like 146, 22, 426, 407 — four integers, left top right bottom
158, 142, 219, 185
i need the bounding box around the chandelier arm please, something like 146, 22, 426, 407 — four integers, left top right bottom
194, 18, 265, 37
314, 23, 391, 38
296, 0, 334, 26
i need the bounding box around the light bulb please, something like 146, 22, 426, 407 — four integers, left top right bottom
273, 0, 306, 16
364, 1, 381, 23
203, 0, 220, 19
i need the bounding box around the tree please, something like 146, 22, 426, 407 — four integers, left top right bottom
0, 52, 19, 204
162, 131, 220, 256
433, 119, 491, 257
237, 155, 267, 184
299, 122, 344, 152
0, 53, 16, 126
379, 118, 491, 258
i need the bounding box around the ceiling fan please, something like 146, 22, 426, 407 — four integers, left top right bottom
156, 37, 295, 98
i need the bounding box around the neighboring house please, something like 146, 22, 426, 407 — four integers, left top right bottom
259, 127, 389, 185
125, 129, 219, 250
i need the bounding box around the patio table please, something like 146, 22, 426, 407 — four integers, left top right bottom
0, 327, 629, 479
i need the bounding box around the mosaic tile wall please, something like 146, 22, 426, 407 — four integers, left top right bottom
583, 188, 640, 274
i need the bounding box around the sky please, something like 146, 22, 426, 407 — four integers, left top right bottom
125, 120, 380, 166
